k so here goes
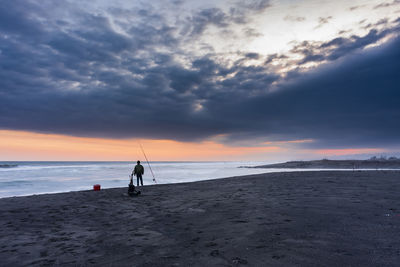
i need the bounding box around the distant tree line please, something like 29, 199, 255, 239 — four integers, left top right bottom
368, 156, 399, 161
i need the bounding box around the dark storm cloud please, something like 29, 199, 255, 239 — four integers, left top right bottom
215, 35, 400, 148
0, 0, 399, 150
0, 0, 276, 141
0, 0, 47, 37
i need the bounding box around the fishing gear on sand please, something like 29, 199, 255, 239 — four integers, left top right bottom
138, 142, 157, 184
128, 174, 141, 196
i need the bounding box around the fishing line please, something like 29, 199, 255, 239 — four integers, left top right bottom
138, 141, 157, 184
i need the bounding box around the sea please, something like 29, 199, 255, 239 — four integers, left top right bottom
0, 161, 290, 198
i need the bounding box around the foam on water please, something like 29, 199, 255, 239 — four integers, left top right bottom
0, 161, 362, 198
0, 161, 274, 198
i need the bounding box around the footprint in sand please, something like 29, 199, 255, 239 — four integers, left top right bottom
205, 241, 217, 247
134, 233, 145, 236
272, 254, 285, 259
55, 243, 65, 248
210, 249, 219, 256
232, 257, 248, 264
86, 248, 97, 253
40, 250, 48, 257
162, 255, 180, 260
22, 242, 35, 247
232, 220, 248, 224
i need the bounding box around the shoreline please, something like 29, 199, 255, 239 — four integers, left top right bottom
1, 170, 400, 266
2, 168, 398, 200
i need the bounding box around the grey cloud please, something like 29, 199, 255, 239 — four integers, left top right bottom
374, 0, 400, 9
183, 8, 229, 36
0, 0, 47, 37
237, 0, 271, 12
314, 16, 332, 29
362, 18, 389, 29
244, 52, 260, 59
227, 0, 272, 25
324, 28, 394, 60
181, 1, 272, 37
292, 25, 399, 65
338, 29, 351, 35
264, 54, 288, 64
243, 27, 263, 37
349, 5, 364, 11
284, 15, 306, 22
0, 0, 399, 151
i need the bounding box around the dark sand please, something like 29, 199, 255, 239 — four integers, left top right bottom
1, 171, 400, 266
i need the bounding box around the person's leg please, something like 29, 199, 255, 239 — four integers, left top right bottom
139, 175, 143, 186
137, 175, 140, 186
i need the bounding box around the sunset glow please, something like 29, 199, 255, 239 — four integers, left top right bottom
1, 130, 392, 161
0, 130, 283, 161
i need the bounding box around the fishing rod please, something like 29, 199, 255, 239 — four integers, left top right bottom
138, 141, 157, 184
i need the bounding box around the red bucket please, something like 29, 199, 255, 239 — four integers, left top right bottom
93, 184, 101, 191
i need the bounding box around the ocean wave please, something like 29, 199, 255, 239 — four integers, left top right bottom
0, 180, 33, 187
0, 164, 18, 168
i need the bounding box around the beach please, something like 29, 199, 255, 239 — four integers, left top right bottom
1, 171, 399, 266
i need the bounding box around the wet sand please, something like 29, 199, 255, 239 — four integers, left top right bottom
1, 171, 399, 266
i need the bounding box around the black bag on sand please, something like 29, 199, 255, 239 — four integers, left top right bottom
128, 183, 141, 196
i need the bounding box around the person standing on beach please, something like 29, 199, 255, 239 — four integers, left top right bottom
133, 160, 144, 186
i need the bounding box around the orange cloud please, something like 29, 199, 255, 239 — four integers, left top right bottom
0, 130, 283, 161
263, 139, 314, 145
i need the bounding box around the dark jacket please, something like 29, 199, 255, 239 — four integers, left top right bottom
134, 164, 144, 176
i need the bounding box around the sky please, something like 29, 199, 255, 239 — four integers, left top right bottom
0, 0, 399, 161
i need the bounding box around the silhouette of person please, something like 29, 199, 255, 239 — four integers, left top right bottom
133, 160, 144, 186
